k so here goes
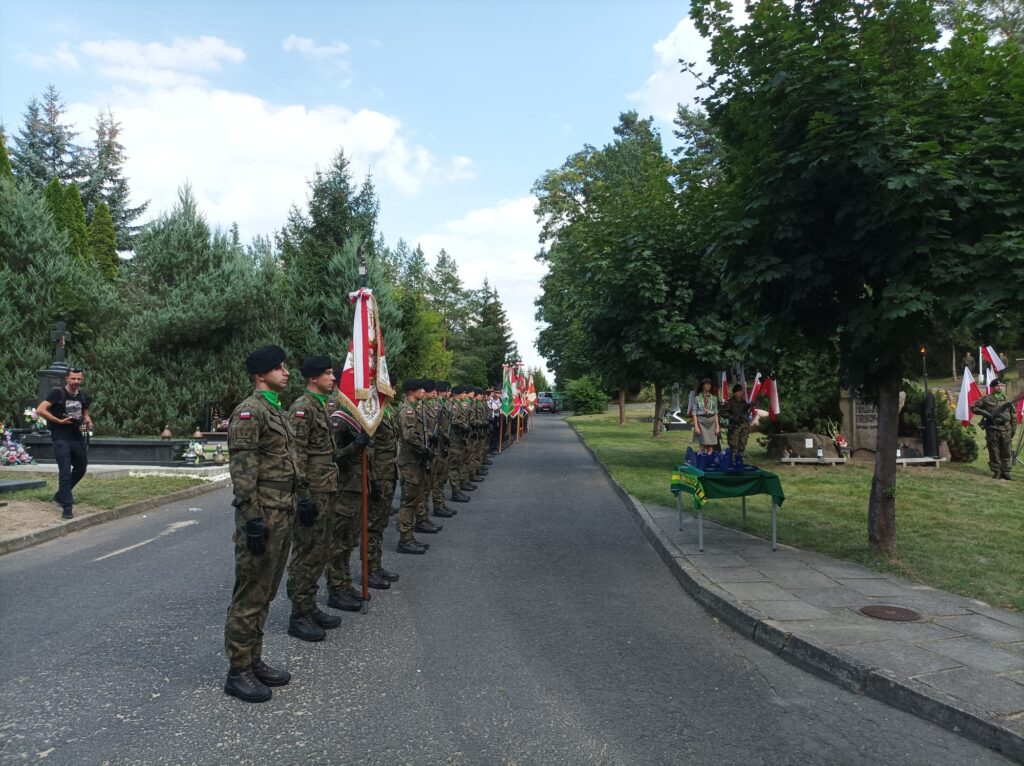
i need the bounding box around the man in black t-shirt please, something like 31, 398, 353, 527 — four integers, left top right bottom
37, 368, 93, 520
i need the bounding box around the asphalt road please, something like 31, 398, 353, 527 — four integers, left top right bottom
0, 416, 1011, 765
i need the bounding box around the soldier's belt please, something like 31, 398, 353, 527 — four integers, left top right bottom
257, 479, 295, 492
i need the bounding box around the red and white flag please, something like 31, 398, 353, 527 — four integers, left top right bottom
747, 372, 763, 405
981, 345, 1006, 372
718, 371, 729, 403
767, 376, 781, 421
1017, 395, 1024, 426
954, 367, 982, 425
985, 367, 999, 393
335, 288, 395, 435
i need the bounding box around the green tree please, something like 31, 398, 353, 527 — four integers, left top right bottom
10, 97, 48, 186
63, 182, 91, 263
531, 367, 551, 392
426, 248, 469, 350
89, 203, 119, 280
39, 84, 82, 183
80, 109, 149, 249
0, 131, 13, 180
691, 0, 1024, 553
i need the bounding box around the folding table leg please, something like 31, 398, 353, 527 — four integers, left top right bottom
677, 492, 682, 531
771, 501, 777, 551
741, 496, 747, 530
698, 507, 704, 552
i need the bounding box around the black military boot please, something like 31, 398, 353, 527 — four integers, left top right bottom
450, 491, 470, 502
251, 659, 291, 687
461, 483, 477, 492
367, 570, 391, 589
311, 606, 342, 629
397, 537, 427, 554
377, 566, 400, 582
433, 506, 455, 518
1001, 473, 1014, 481
327, 590, 362, 612
224, 666, 272, 703
415, 519, 442, 534
288, 613, 326, 642
483, 458, 494, 465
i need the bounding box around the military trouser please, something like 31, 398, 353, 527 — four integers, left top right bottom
397, 462, 424, 540
416, 461, 431, 522
368, 477, 395, 571
327, 491, 361, 593
286, 491, 335, 615
224, 506, 293, 667
431, 452, 449, 508
728, 425, 750, 453
985, 428, 1013, 476
448, 446, 466, 492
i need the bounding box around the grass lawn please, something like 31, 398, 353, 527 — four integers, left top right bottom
568, 407, 1024, 611
0, 470, 205, 509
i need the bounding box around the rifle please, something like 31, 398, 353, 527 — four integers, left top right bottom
442, 399, 453, 458
977, 396, 1021, 428
420, 399, 433, 475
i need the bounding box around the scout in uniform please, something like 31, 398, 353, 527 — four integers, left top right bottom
224, 345, 305, 703
284, 356, 344, 642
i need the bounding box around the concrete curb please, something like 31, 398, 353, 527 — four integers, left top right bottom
566, 420, 1024, 763
0, 478, 230, 557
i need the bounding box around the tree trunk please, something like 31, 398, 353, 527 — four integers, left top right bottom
868, 365, 901, 556
618, 387, 626, 426
652, 381, 663, 438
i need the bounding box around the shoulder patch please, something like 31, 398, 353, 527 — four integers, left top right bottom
239, 411, 252, 420
294, 410, 305, 418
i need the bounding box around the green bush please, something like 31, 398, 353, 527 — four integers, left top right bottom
899, 382, 978, 463
565, 375, 610, 415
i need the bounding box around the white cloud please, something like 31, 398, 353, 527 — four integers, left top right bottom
628, 4, 749, 123
282, 34, 350, 59
18, 42, 79, 71
415, 197, 550, 374
65, 81, 476, 247
79, 35, 245, 87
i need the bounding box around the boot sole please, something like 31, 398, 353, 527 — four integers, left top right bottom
253, 673, 291, 687
287, 627, 326, 642
397, 547, 427, 554
368, 581, 391, 589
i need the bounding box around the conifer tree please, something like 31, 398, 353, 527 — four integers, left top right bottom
89, 203, 119, 280
39, 85, 82, 183
63, 182, 91, 263
0, 131, 13, 180
80, 109, 149, 248
11, 97, 49, 186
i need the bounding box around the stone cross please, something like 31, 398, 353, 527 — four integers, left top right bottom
51, 322, 71, 365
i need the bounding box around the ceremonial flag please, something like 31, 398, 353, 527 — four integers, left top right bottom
735, 364, 748, 403
335, 287, 394, 435
954, 367, 982, 425
718, 371, 729, 403
1017, 395, 1024, 426
501, 366, 516, 416
986, 367, 999, 393
766, 375, 781, 421
527, 370, 537, 412
686, 388, 696, 416
747, 372, 763, 405
981, 345, 1006, 372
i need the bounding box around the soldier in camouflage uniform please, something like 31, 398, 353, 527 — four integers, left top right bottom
284, 356, 344, 642
972, 379, 1021, 480
430, 381, 455, 518
367, 400, 401, 587
325, 404, 371, 611
223, 345, 305, 703
396, 379, 431, 553
447, 387, 472, 501
721, 384, 753, 458
415, 381, 443, 535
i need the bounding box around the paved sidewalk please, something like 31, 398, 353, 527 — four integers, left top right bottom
1, 463, 229, 479
570, 427, 1024, 762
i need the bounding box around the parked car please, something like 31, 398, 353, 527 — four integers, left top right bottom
536, 395, 558, 413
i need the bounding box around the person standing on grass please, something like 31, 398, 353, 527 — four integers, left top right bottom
36, 367, 92, 520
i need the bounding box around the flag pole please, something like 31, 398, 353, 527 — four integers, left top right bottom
498, 414, 503, 453
357, 244, 370, 614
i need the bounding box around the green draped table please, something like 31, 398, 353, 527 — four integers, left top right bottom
670, 464, 786, 551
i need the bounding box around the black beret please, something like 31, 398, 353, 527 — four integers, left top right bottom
437, 380, 451, 392
732, 383, 744, 393
421, 379, 436, 393
403, 378, 422, 392
300, 355, 332, 379
474, 387, 484, 396
246, 345, 286, 374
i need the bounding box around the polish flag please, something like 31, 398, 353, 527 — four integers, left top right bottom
1017, 395, 1024, 425
766, 375, 781, 421
954, 367, 983, 425
719, 370, 729, 403
986, 367, 999, 393
981, 345, 1006, 372
747, 372, 763, 405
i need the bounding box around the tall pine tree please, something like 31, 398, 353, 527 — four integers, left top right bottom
80, 109, 149, 249
0, 131, 13, 181
10, 97, 49, 186
89, 203, 119, 280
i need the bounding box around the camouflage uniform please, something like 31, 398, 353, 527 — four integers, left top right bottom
972, 392, 1017, 478
224, 392, 303, 668
285, 392, 338, 616
450, 395, 468, 491
721, 397, 752, 453
417, 399, 438, 523
326, 419, 365, 595
368, 405, 398, 571
397, 398, 429, 541
430, 398, 451, 509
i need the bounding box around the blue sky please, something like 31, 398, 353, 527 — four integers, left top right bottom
1, 1, 716, 373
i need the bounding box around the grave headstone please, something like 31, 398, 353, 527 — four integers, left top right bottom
36, 322, 71, 402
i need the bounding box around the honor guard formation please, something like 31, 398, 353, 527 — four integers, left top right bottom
223, 346, 524, 702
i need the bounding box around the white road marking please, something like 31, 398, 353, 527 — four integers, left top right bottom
93, 520, 199, 562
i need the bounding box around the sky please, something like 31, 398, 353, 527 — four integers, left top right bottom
0, 1, 720, 375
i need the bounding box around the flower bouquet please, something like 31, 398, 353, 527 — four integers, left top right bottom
0, 424, 35, 465
22, 407, 47, 430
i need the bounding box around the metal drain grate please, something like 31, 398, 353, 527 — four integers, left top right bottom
860, 605, 921, 621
